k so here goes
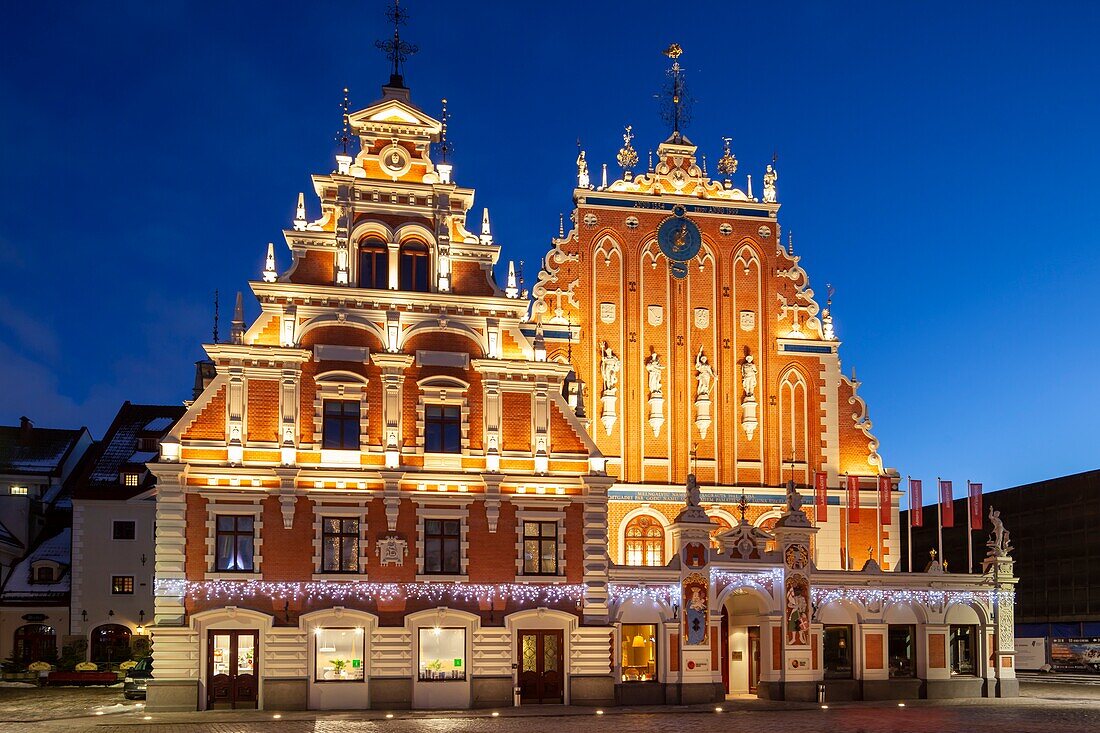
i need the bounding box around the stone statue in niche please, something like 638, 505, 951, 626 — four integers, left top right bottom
646, 350, 665, 397
599, 341, 620, 394
763, 163, 778, 203
741, 354, 758, 400
695, 347, 716, 398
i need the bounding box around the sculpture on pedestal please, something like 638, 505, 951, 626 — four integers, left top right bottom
599, 341, 620, 436
646, 349, 666, 435
740, 353, 759, 440
694, 348, 716, 439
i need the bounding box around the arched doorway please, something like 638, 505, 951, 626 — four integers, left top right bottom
91, 624, 132, 666
722, 590, 770, 696
13, 624, 56, 665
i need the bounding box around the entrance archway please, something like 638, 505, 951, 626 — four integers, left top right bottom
13, 624, 56, 665
90, 624, 132, 666
721, 590, 769, 696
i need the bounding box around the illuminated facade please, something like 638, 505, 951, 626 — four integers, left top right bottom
146, 45, 1019, 711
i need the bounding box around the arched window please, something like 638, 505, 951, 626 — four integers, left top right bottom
358, 239, 389, 289
758, 516, 780, 553
709, 516, 731, 550
624, 516, 664, 567
399, 241, 430, 292
35, 565, 54, 582
13, 624, 55, 665
90, 623, 132, 666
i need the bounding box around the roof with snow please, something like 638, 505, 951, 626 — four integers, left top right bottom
0, 527, 71, 602
0, 425, 86, 477
75, 402, 185, 500
0, 519, 22, 550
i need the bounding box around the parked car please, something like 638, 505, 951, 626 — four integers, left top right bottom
123, 658, 152, 699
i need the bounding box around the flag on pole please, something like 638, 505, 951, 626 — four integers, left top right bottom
910, 478, 923, 527
847, 475, 861, 523
878, 475, 892, 524
968, 482, 983, 530
814, 471, 828, 513
939, 479, 954, 528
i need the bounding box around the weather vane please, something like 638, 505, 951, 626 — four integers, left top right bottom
336, 87, 351, 155
660, 43, 690, 139
439, 97, 450, 163
717, 136, 738, 180
375, 0, 418, 86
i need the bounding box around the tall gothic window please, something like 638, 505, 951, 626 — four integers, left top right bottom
399, 241, 430, 292
624, 515, 664, 566
358, 239, 389, 289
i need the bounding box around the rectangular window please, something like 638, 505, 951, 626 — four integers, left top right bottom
123, 473, 140, 487
10, 486, 28, 496
418, 627, 466, 681
424, 404, 461, 453
888, 624, 916, 678
215, 515, 255, 572
314, 627, 365, 682
522, 521, 558, 575
321, 517, 360, 573
111, 575, 135, 594
950, 625, 976, 676
620, 623, 658, 682
112, 520, 136, 540
322, 400, 360, 450
823, 624, 853, 679
423, 519, 461, 575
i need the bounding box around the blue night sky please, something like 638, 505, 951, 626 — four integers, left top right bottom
1, 2, 1098, 504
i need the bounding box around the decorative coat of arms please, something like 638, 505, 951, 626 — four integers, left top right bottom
647, 304, 664, 326
739, 310, 756, 332
600, 302, 616, 324
694, 307, 709, 330
375, 535, 408, 567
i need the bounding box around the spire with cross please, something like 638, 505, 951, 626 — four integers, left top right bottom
375, 0, 418, 88
659, 43, 691, 141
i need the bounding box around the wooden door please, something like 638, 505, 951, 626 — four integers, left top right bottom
748, 626, 761, 694
720, 607, 730, 693
208, 630, 259, 709
518, 630, 564, 704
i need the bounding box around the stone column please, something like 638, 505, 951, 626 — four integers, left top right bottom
770, 480, 820, 701
987, 553, 1019, 697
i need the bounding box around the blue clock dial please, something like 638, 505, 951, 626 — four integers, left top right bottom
657, 214, 701, 278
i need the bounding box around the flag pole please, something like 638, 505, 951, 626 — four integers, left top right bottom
936, 476, 944, 570
842, 473, 849, 570
876, 476, 882, 568
907, 475, 913, 573
966, 480, 973, 574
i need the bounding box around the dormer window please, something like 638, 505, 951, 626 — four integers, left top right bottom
35, 566, 53, 582
399, 241, 430, 292
137, 437, 157, 452
358, 239, 389, 289
123, 473, 141, 487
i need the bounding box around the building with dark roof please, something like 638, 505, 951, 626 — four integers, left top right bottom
69, 402, 184, 665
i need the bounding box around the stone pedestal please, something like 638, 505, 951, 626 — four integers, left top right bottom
648, 394, 665, 436
600, 390, 617, 436
741, 396, 758, 440
694, 396, 711, 439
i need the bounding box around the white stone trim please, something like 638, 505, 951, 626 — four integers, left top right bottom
514, 506, 566, 578
204, 501, 263, 579
413, 376, 470, 457
311, 504, 369, 577
312, 371, 369, 453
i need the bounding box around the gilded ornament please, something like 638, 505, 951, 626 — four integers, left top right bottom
717, 137, 738, 177
617, 125, 639, 171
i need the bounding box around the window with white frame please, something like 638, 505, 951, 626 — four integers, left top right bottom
215, 515, 255, 572
522, 521, 559, 576
315, 627, 365, 682
424, 404, 461, 453
423, 519, 461, 575
321, 517, 360, 573
418, 627, 466, 681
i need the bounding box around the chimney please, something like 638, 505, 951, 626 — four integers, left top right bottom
18, 416, 33, 444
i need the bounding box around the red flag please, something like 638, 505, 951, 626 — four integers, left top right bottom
878, 475, 892, 524
846, 475, 861, 524
939, 480, 954, 528
968, 482, 983, 530
910, 479, 923, 528
814, 471, 828, 513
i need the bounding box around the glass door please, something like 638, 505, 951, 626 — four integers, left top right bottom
518, 630, 564, 704
208, 630, 259, 708
748, 626, 761, 694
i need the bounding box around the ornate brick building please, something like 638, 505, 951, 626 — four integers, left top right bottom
146, 38, 1019, 711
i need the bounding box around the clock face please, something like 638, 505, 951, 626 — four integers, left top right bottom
657, 211, 701, 278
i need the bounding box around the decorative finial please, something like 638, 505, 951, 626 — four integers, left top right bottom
701, 155, 707, 176
558, 213, 565, 238
336, 87, 351, 155
263, 243, 278, 283
787, 230, 794, 256
439, 97, 450, 163
505, 260, 519, 299
738, 488, 748, 524
763, 151, 779, 204
660, 44, 690, 139
293, 192, 307, 231
231, 291, 245, 345
648, 150, 654, 173
212, 290, 220, 344
480, 208, 493, 245
717, 137, 738, 183
375, 0, 418, 87
616, 124, 638, 175
822, 283, 836, 341
601, 162, 607, 189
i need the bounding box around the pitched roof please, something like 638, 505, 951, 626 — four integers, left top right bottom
75, 402, 185, 500
0, 527, 70, 601
0, 519, 22, 549
0, 425, 86, 476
